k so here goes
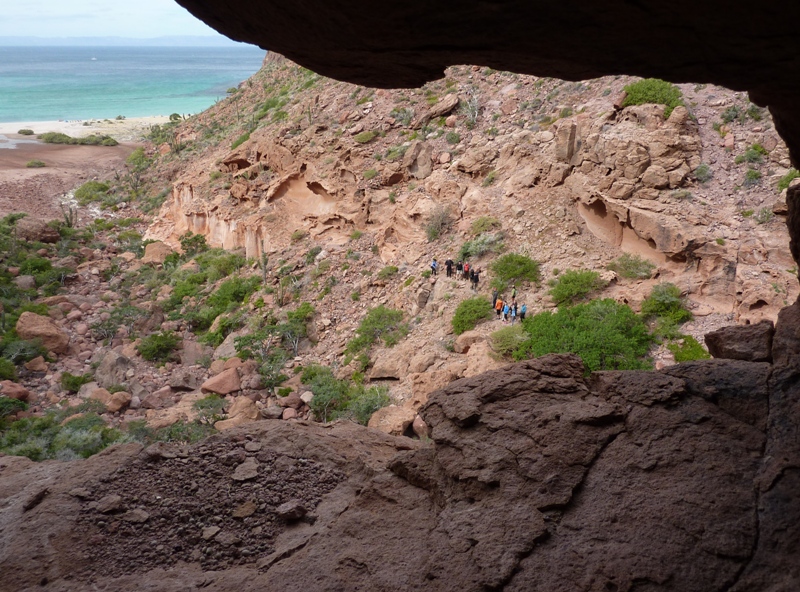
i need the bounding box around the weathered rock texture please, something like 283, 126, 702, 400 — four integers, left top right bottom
3, 298, 800, 590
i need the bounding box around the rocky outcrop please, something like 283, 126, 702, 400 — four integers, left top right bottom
15, 312, 69, 354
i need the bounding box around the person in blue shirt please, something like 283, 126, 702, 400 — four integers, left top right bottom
503, 302, 510, 322
520, 303, 527, 321
431, 258, 438, 276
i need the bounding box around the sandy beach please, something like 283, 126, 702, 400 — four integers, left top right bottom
0, 115, 171, 143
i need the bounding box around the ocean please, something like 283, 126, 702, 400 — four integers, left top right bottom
0, 45, 266, 123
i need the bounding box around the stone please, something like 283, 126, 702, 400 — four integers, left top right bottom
367, 405, 416, 436
121, 508, 150, 523
0, 381, 32, 402
704, 320, 774, 362
201, 368, 241, 395
232, 500, 257, 519
15, 312, 69, 354
454, 330, 484, 354
168, 369, 202, 391
96, 494, 123, 514
282, 407, 298, 420
201, 525, 221, 541
105, 391, 132, 414
95, 351, 133, 389
89, 388, 112, 405
232, 457, 259, 481
141, 241, 174, 265
13, 275, 35, 290
641, 164, 670, 188
214, 396, 260, 431
300, 391, 314, 404
276, 393, 303, 409
15, 217, 59, 243
23, 356, 48, 373
412, 414, 429, 438
276, 500, 307, 521
261, 405, 284, 420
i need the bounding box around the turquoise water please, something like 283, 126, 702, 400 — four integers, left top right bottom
0, 46, 265, 122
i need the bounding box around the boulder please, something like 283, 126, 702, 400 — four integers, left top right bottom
95, 351, 133, 388
407, 370, 459, 410
704, 320, 774, 362
89, 388, 112, 406
105, 391, 132, 414
0, 381, 32, 402
24, 356, 48, 373
141, 241, 174, 265
168, 369, 203, 391
260, 405, 284, 420
368, 405, 416, 436
402, 140, 434, 180
201, 368, 241, 395
15, 217, 59, 243
454, 330, 484, 354
214, 396, 259, 431
15, 312, 69, 354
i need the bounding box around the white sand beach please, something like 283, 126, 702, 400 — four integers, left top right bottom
0, 115, 171, 143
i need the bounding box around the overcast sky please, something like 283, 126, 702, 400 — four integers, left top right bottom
1, 0, 225, 38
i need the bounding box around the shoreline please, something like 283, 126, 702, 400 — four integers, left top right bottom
0, 115, 172, 143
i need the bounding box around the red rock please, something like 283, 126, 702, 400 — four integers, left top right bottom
282, 407, 298, 420
201, 368, 241, 395
0, 381, 32, 402
16, 312, 69, 354
23, 356, 48, 372
105, 392, 132, 414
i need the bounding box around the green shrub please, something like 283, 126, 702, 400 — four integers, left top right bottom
17, 129, 34, 135
61, 372, 93, 393
755, 207, 774, 224
741, 209, 754, 218
778, 168, 800, 192
622, 79, 684, 118
641, 283, 692, 326
25, 160, 46, 168
445, 131, 461, 145
346, 306, 408, 355
350, 229, 363, 240
721, 105, 742, 124
425, 207, 452, 242
231, 131, 250, 149
291, 229, 307, 242
490, 253, 541, 290
668, 335, 710, 362
194, 394, 227, 424
377, 265, 399, 280
548, 270, 607, 306
482, 170, 497, 187
459, 232, 505, 260
607, 253, 655, 279
744, 168, 762, 187
363, 168, 378, 180
735, 144, 768, 165
0, 396, 27, 420
384, 145, 409, 161
452, 297, 493, 335
19, 257, 52, 275
514, 299, 652, 372
179, 231, 208, 257
354, 131, 378, 144
694, 164, 713, 183
38, 132, 118, 146
490, 325, 527, 357
471, 216, 501, 235
136, 331, 180, 362
74, 180, 111, 205
0, 358, 17, 381
302, 364, 390, 424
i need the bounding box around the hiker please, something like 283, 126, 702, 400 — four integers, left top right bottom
445, 257, 454, 277
520, 303, 527, 321
456, 260, 463, 277
491, 288, 498, 309
431, 258, 438, 276
472, 267, 481, 290
510, 303, 517, 325
511, 284, 517, 300
503, 302, 510, 322
463, 261, 470, 281
495, 297, 504, 319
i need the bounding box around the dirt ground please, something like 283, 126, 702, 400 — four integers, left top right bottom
0, 134, 137, 221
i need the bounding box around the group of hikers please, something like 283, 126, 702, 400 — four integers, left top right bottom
429, 257, 528, 323
492, 286, 527, 325
430, 257, 481, 290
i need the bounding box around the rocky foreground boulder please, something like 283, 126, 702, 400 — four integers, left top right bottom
2, 305, 800, 590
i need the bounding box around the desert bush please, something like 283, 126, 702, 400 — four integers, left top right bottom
607, 253, 655, 279
305, 245, 322, 264
301, 364, 389, 424
735, 144, 768, 164
668, 335, 710, 362
458, 232, 505, 260
452, 297, 493, 335
0, 396, 27, 421
61, 372, 93, 393
548, 270, 607, 306
471, 216, 501, 235
461, 95, 480, 129
425, 206, 452, 242
445, 131, 461, 145
755, 207, 774, 224
744, 168, 762, 187
74, 180, 111, 205
290, 229, 307, 242
721, 105, 742, 123
778, 168, 800, 192
694, 163, 713, 183
0, 358, 17, 381
25, 160, 46, 168
641, 283, 692, 326
377, 265, 399, 280
231, 131, 250, 149
346, 306, 408, 355
38, 132, 118, 146
515, 299, 652, 372
353, 131, 378, 144
490, 253, 541, 289
622, 79, 684, 118
194, 394, 227, 424
490, 325, 527, 357
179, 231, 208, 258
136, 331, 180, 362
17, 129, 34, 135
363, 168, 378, 180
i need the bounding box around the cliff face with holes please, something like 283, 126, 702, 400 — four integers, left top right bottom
3, 297, 800, 590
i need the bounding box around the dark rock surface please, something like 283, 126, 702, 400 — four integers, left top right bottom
2, 321, 799, 591
705, 320, 774, 362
